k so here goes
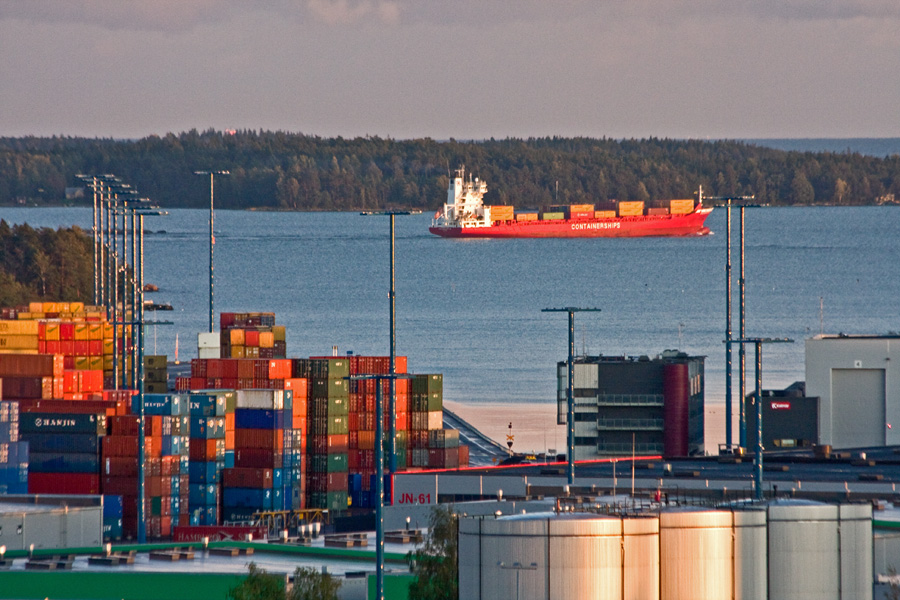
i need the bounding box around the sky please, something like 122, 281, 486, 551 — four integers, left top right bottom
1, 0, 899, 140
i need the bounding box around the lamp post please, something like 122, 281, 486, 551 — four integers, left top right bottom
541, 307, 601, 485
194, 170, 230, 333
360, 210, 414, 475
728, 337, 793, 500
346, 372, 413, 600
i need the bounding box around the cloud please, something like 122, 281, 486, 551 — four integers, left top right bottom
306, 0, 400, 25
0, 0, 240, 32
2, 1, 897, 33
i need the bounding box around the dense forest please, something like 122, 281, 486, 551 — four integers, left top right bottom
0, 221, 93, 306
1, 131, 899, 210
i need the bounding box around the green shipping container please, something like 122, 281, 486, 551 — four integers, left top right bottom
308, 396, 349, 416
311, 377, 350, 400
541, 212, 565, 220
308, 415, 349, 436
412, 374, 443, 395
309, 453, 348, 472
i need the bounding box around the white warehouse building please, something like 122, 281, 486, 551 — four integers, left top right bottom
806, 334, 900, 448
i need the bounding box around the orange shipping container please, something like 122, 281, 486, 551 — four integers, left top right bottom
228, 329, 245, 346
259, 331, 274, 348
594, 210, 617, 219
618, 201, 644, 217
569, 204, 594, 212
516, 212, 538, 222
488, 205, 514, 221
670, 199, 695, 214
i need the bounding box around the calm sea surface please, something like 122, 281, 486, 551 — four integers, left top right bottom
3, 205, 899, 408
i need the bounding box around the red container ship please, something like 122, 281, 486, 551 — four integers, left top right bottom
429, 168, 713, 238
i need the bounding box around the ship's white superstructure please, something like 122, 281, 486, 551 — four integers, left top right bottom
433, 167, 492, 229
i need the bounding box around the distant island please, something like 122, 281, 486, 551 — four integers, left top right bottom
1, 131, 898, 210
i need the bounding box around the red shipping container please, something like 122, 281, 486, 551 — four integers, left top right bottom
234, 448, 282, 469
245, 330, 259, 347
74, 340, 90, 356
60, 322, 75, 340
89, 340, 103, 356
104, 456, 139, 477
235, 428, 282, 451
63, 370, 79, 393
30, 472, 100, 494
223, 467, 273, 488
189, 438, 222, 462
108, 415, 140, 436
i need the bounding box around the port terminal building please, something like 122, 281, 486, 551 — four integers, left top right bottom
557, 351, 704, 460
806, 334, 900, 449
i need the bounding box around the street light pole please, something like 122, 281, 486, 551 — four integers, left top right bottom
360, 210, 413, 475
729, 337, 793, 500
541, 307, 601, 485
194, 170, 230, 333
346, 372, 414, 600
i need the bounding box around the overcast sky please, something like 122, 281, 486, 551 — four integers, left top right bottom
1, 1, 898, 140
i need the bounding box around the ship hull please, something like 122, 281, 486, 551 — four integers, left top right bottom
429, 208, 713, 238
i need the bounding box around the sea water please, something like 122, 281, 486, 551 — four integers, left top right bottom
3, 204, 899, 409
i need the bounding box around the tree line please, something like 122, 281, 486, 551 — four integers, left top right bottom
1, 131, 899, 210
0, 221, 93, 306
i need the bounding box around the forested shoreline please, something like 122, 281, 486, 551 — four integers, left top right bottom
0, 221, 92, 306
2, 131, 899, 210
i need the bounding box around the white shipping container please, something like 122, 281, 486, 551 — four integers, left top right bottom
427, 411, 443, 430
236, 389, 284, 410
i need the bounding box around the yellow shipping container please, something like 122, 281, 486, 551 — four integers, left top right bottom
16, 312, 33, 320
516, 213, 538, 222
44, 322, 60, 341
569, 204, 594, 212
245, 346, 260, 359
103, 323, 114, 339
74, 356, 91, 370
86, 311, 104, 321
273, 325, 286, 342
70, 302, 85, 313
103, 339, 114, 355
229, 329, 245, 346
0, 334, 39, 350
74, 323, 89, 340
618, 201, 645, 217
103, 355, 114, 370
259, 331, 275, 349
0, 320, 39, 335
88, 323, 103, 340
89, 356, 104, 370
594, 210, 617, 219
670, 199, 695, 215
29, 302, 43, 313
488, 205, 514, 221
229, 345, 245, 359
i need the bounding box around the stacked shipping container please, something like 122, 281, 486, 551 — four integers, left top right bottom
22, 411, 105, 494
297, 358, 350, 512
0, 401, 28, 494
219, 312, 286, 359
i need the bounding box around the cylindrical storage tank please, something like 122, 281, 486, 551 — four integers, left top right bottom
838, 503, 873, 600
623, 516, 660, 600
732, 509, 767, 600
458, 512, 650, 600
767, 500, 840, 600
548, 515, 623, 600
478, 514, 550, 600
659, 508, 733, 600
458, 517, 483, 600
662, 363, 689, 457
